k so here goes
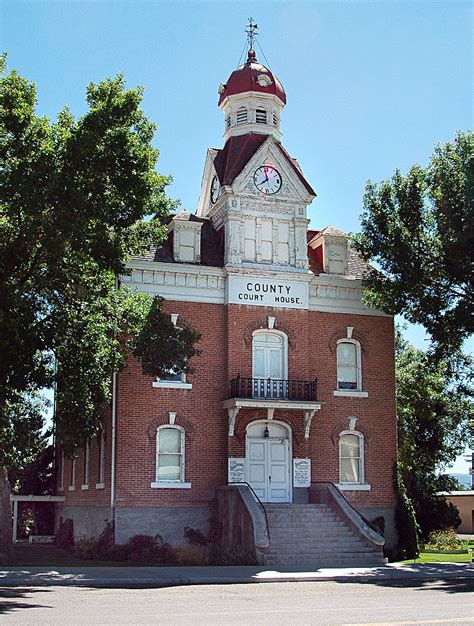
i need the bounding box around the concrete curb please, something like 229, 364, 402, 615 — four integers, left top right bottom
1, 563, 474, 588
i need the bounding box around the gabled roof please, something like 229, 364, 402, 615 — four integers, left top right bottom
212, 133, 315, 196
213, 133, 268, 186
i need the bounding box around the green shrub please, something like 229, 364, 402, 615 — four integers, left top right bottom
74, 536, 97, 560
424, 529, 467, 551
175, 544, 210, 565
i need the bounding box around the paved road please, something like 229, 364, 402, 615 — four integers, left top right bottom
1, 580, 473, 625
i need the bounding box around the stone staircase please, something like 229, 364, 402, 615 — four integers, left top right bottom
263, 503, 386, 569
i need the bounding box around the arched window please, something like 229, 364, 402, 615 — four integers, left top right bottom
236, 107, 248, 125
252, 330, 288, 398
336, 339, 362, 390
156, 425, 185, 483
256, 108, 267, 124
339, 431, 364, 484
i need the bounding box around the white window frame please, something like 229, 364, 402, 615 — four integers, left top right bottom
151, 425, 191, 489
82, 438, 90, 490
337, 430, 370, 491
334, 339, 368, 398
252, 330, 288, 380
96, 427, 105, 489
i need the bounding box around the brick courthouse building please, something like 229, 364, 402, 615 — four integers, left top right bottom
55, 40, 397, 564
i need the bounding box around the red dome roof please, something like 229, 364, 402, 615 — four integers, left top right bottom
218, 50, 286, 106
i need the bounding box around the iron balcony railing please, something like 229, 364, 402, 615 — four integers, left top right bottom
230, 375, 318, 401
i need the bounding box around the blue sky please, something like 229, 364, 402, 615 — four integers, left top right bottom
2, 0, 472, 472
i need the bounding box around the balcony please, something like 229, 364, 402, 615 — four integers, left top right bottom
224, 376, 323, 439
230, 376, 318, 402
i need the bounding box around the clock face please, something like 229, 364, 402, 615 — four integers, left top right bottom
210, 175, 220, 204
253, 165, 282, 195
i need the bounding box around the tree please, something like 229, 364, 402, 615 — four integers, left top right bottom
353, 132, 473, 358
395, 331, 471, 540
0, 58, 200, 465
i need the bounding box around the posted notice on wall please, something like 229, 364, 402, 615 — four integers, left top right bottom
228, 458, 245, 484
293, 458, 311, 487
227, 276, 308, 309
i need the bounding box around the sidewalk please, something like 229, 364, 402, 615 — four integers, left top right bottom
1, 562, 473, 588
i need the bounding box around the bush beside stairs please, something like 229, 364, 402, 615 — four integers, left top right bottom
263, 503, 385, 569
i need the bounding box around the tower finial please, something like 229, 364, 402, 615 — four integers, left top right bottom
245, 17, 258, 61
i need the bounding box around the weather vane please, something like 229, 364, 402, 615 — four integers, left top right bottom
245, 17, 259, 52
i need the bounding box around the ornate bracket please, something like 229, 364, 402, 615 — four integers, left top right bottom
304, 409, 317, 439
228, 407, 240, 437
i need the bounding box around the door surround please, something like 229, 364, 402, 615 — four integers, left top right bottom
245, 420, 292, 503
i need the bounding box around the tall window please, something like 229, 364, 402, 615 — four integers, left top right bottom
256, 108, 267, 124
156, 426, 185, 483
252, 330, 288, 398
82, 438, 90, 488
339, 432, 363, 484
337, 340, 361, 390
69, 456, 76, 490
58, 449, 64, 491
97, 426, 105, 487
236, 107, 248, 125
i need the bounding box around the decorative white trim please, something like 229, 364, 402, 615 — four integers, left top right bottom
168, 411, 176, 425
95, 482, 105, 490
170, 313, 179, 326
68, 486, 75, 491
334, 390, 368, 398
337, 483, 371, 491
81, 484, 89, 491
347, 326, 354, 339
267, 316, 276, 330
150, 481, 192, 489
152, 381, 192, 389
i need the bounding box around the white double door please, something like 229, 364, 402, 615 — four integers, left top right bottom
246, 436, 291, 503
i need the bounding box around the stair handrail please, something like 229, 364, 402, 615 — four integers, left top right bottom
228, 481, 270, 542
313, 481, 385, 546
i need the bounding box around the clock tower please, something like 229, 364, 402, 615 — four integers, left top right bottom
196, 24, 316, 272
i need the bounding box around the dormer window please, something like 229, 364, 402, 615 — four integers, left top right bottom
236, 107, 248, 125
256, 108, 267, 124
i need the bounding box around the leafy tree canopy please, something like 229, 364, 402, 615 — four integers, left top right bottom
353, 132, 473, 358
0, 56, 200, 463
395, 330, 472, 539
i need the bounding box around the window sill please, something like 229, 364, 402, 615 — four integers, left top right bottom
81, 484, 89, 491
333, 390, 368, 398
68, 486, 75, 491
58, 487, 64, 492
152, 382, 192, 390
150, 481, 192, 489
95, 483, 105, 490
337, 483, 371, 491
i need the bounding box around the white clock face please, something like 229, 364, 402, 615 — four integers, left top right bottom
253, 165, 282, 195
210, 175, 220, 204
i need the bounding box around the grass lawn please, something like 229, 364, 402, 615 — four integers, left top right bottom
401, 550, 473, 564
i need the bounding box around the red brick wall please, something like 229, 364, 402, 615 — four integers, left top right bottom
58, 301, 397, 512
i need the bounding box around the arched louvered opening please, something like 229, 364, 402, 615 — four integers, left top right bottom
256, 108, 267, 124
236, 107, 248, 125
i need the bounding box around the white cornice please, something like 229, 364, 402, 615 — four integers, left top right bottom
121, 261, 389, 316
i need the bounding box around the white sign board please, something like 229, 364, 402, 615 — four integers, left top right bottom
293, 458, 311, 487
227, 276, 308, 309
228, 458, 245, 483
